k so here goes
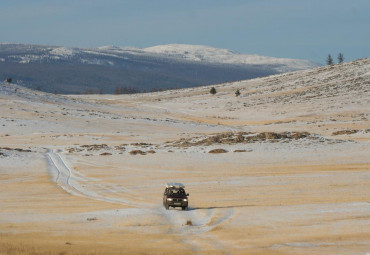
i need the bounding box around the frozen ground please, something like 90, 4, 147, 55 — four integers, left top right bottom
0, 59, 369, 254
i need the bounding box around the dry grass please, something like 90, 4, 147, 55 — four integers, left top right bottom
185, 220, 193, 226
0, 233, 192, 255
129, 150, 146, 155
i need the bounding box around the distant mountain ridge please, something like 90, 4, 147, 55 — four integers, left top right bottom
0, 43, 320, 94
143, 44, 318, 72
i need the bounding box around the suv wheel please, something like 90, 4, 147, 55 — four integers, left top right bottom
165, 203, 169, 210
182, 206, 188, 211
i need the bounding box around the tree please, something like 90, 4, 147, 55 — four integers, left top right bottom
326, 54, 334, 65
6, 78, 12, 83
114, 85, 120, 95
235, 89, 240, 97
210, 87, 217, 95
338, 53, 344, 64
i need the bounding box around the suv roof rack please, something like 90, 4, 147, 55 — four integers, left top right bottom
166, 182, 185, 188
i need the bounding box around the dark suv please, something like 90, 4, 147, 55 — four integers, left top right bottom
163, 183, 189, 210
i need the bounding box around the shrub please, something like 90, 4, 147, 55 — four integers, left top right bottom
129, 150, 146, 155
209, 148, 228, 153
233, 149, 246, 152
210, 87, 217, 95
100, 152, 112, 156
235, 89, 240, 96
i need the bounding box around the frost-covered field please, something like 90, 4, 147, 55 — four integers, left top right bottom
1, 59, 369, 254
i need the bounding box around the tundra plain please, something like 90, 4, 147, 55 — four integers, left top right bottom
1, 59, 370, 254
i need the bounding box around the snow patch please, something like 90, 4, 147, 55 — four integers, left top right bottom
144, 44, 320, 72
50, 47, 78, 57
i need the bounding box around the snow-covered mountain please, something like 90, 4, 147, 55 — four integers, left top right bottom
0, 43, 319, 94
144, 44, 318, 72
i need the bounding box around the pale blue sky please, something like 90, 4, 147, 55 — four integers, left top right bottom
1, 0, 369, 64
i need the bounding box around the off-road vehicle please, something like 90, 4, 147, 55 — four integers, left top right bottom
163, 183, 189, 210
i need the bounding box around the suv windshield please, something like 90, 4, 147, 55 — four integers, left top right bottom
167, 188, 186, 196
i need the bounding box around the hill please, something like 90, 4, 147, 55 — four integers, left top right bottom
0, 43, 319, 94
0, 58, 369, 255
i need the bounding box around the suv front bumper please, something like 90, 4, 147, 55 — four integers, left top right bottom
166, 199, 188, 207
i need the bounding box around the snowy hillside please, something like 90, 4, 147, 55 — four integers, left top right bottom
0, 58, 369, 255
144, 44, 319, 72
0, 43, 319, 94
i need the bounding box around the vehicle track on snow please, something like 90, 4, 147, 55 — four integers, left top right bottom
46, 149, 151, 207
46, 149, 234, 252
159, 206, 235, 253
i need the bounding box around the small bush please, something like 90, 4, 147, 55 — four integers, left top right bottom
209, 148, 228, 154
186, 220, 193, 226
6, 78, 12, 83
235, 89, 240, 97
129, 150, 146, 155
233, 149, 246, 152
100, 152, 112, 156
210, 87, 217, 95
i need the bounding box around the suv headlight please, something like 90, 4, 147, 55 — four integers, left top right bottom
183, 199, 188, 201
167, 198, 173, 201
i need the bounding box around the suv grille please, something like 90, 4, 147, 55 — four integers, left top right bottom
173, 198, 183, 202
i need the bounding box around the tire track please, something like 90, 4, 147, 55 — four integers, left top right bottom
46, 149, 234, 252
46, 149, 151, 207
159, 206, 235, 253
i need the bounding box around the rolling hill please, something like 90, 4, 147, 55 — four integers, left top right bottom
0, 43, 319, 94
0, 58, 369, 254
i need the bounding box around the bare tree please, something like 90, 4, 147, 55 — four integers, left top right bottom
326, 54, 334, 65
114, 86, 120, 95
338, 53, 344, 64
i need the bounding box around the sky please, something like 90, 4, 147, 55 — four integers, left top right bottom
0, 0, 369, 64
